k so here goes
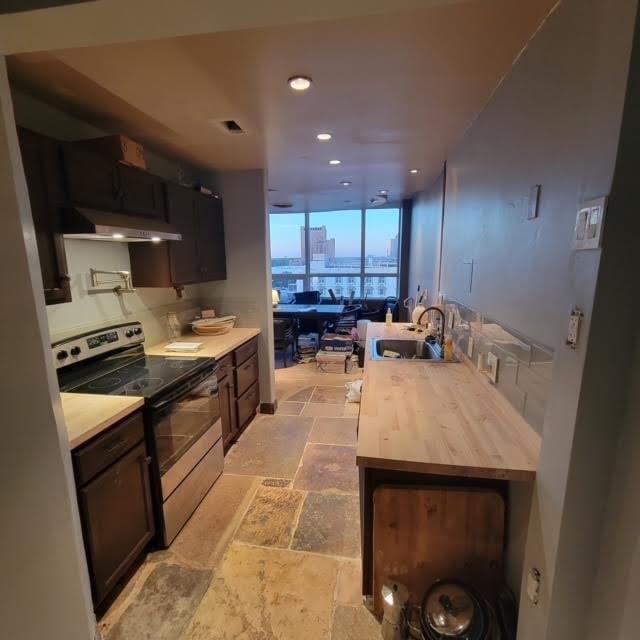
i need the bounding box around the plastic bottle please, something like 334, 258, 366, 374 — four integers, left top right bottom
444, 335, 455, 361
385, 307, 393, 326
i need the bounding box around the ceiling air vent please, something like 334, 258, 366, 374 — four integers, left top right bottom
220, 120, 245, 134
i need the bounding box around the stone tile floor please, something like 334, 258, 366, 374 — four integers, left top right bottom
99, 362, 379, 640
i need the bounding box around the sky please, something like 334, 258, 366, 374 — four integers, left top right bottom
270, 209, 399, 258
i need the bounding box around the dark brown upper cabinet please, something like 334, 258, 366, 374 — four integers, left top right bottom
62, 143, 122, 212
118, 163, 166, 219
62, 144, 165, 219
194, 191, 227, 281
18, 128, 71, 305
129, 183, 226, 288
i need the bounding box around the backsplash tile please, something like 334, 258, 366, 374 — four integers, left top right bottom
445, 299, 554, 435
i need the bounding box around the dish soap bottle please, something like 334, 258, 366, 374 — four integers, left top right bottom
385, 307, 393, 326
444, 335, 455, 361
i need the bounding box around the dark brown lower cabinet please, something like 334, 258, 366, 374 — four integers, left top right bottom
219, 373, 237, 450
219, 338, 260, 453
73, 414, 155, 608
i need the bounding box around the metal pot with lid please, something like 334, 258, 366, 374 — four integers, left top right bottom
420, 580, 486, 640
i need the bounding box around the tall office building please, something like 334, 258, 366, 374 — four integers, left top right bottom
300, 226, 336, 260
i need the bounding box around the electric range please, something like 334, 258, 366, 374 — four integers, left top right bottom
54, 321, 224, 546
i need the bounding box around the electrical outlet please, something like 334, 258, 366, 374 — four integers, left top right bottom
467, 336, 474, 359
486, 352, 499, 383
566, 307, 583, 348
527, 568, 541, 606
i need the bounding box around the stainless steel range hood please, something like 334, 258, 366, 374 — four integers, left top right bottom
61, 206, 182, 242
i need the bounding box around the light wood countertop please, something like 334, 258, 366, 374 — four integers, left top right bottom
356, 323, 540, 481
61, 393, 144, 450
145, 327, 261, 360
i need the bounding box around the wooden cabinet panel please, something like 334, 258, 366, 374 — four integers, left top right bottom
62, 144, 122, 212
237, 381, 259, 430
218, 374, 238, 450
372, 486, 505, 616
18, 128, 71, 305
166, 182, 199, 284
235, 352, 259, 397
194, 193, 226, 281
119, 163, 166, 219
79, 440, 155, 606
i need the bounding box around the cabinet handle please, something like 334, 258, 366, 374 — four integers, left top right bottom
144, 456, 152, 465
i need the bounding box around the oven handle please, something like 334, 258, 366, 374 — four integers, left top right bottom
150, 365, 217, 411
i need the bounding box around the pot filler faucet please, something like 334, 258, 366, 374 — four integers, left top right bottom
417, 306, 446, 348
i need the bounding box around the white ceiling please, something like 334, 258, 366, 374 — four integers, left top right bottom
6, 0, 556, 211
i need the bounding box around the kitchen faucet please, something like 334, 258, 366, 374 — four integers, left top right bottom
417, 306, 446, 347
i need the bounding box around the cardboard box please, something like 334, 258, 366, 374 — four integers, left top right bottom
76, 135, 147, 169
316, 350, 348, 373
320, 333, 354, 352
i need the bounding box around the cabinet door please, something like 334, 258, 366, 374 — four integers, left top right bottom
218, 374, 238, 451
194, 193, 227, 281
119, 163, 166, 219
18, 128, 71, 305
62, 144, 122, 211
165, 182, 199, 284
79, 441, 155, 606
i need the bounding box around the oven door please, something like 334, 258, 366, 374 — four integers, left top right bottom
150, 366, 222, 499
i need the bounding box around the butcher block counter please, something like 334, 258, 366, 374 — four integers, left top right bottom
145, 327, 261, 360
60, 393, 144, 449
357, 323, 540, 482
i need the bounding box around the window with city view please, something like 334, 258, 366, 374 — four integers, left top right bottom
270, 207, 401, 300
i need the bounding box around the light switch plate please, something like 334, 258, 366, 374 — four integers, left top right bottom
486, 352, 499, 383
467, 336, 474, 358
574, 196, 607, 250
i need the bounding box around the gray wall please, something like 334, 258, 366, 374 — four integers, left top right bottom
0, 60, 95, 640
409, 0, 638, 638
199, 169, 276, 406
407, 170, 444, 307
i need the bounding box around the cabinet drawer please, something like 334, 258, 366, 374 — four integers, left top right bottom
73, 411, 145, 485
233, 338, 257, 367
234, 352, 258, 397
217, 353, 234, 379
79, 440, 154, 605
237, 381, 259, 428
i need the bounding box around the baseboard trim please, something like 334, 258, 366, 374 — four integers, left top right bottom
260, 400, 278, 414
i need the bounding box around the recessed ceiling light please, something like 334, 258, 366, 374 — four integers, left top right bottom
378, 189, 388, 195
329, 159, 342, 165
112, 233, 124, 239
317, 133, 332, 141
151, 237, 161, 243
409, 168, 420, 174
288, 75, 312, 91
340, 180, 352, 187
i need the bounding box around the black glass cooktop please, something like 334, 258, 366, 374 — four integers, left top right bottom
58, 346, 215, 399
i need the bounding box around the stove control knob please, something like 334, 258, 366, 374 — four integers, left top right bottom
134, 328, 143, 336
56, 350, 68, 361
70, 346, 81, 357
125, 330, 135, 338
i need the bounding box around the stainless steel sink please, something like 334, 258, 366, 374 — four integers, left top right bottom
370, 338, 446, 362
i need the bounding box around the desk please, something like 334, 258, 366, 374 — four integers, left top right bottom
273, 304, 346, 319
